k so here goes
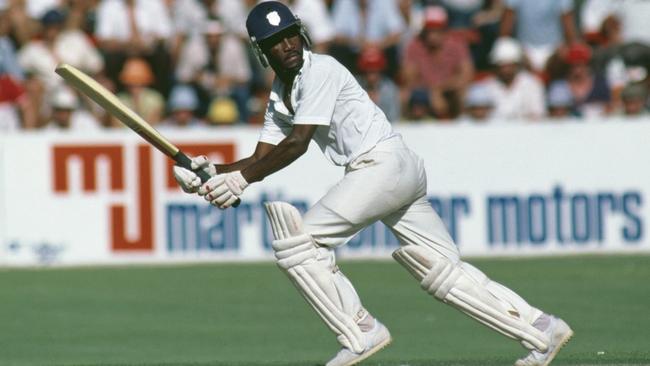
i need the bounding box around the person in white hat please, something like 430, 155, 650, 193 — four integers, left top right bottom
45, 86, 100, 131
482, 37, 545, 121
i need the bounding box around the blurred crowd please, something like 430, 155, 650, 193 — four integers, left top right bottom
1, 0, 650, 132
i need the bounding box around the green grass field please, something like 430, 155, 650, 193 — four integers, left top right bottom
1, 255, 649, 366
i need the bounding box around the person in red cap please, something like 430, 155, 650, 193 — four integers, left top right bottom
402, 5, 474, 120
356, 47, 400, 121
560, 43, 613, 117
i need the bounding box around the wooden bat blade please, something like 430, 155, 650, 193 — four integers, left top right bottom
55, 63, 179, 157
55, 63, 241, 207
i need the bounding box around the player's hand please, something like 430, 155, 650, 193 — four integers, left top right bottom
173, 155, 217, 193
198, 171, 249, 209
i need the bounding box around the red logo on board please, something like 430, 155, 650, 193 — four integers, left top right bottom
52, 143, 235, 252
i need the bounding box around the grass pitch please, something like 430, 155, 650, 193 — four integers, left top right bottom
1, 255, 649, 366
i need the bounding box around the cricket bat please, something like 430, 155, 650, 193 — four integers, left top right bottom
55, 63, 240, 207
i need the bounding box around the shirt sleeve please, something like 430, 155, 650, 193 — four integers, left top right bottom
258, 103, 288, 145
293, 61, 339, 126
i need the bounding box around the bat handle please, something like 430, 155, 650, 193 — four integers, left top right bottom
173, 151, 241, 208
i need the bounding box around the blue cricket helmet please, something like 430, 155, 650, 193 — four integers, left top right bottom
246, 1, 312, 67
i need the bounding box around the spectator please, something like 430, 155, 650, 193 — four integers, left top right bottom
176, 19, 251, 122
402, 6, 474, 120
481, 37, 545, 120
356, 47, 400, 122
500, 0, 579, 71
18, 8, 104, 94
44, 86, 100, 130
546, 80, 574, 119
620, 83, 648, 117
561, 44, 612, 118
206, 97, 239, 125
171, 0, 249, 64
405, 89, 431, 121
117, 57, 165, 125
161, 84, 204, 128
95, 0, 173, 95
463, 82, 494, 121
330, 0, 405, 76
259, 0, 335, 53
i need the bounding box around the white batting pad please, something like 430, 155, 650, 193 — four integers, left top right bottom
393, 246, 549, 352
264, 202, 367, 353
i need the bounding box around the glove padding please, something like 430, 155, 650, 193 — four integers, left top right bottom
173, 155, 217, 193
198, 171, 249, 209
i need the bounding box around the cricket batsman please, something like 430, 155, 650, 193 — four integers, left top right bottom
173, 2, 573, 365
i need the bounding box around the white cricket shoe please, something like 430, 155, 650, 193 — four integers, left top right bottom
325, 319, 392, 366
514, 315, 573, 366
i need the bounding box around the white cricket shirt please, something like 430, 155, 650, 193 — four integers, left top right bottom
259, 50, 396, 166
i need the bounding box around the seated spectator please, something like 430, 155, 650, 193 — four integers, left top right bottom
500, 0, 579, 71
17, 8, 104, 95
176, 19, 251, 122
620, 83, 648, 117
95, 0, 173, 95
561, 44, 612, 118
463, 82, 494, 121
330, 0, 405, 76
171, 0, 249, 64
207, 97, 239, 125
356, 47, 400, 122
117, 57, 165, 125
44, 86, 100, 131
405, 90, 432, 121
161, 85, 204, 128
546, 80, 575, 119
481, 37, 545, 120
402, 6, 474, 120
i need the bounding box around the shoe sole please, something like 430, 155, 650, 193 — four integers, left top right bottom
541, 324, 574, 366
342, 336, 393, 366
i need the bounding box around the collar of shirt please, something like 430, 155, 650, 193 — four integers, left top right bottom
269, 49, 312, 117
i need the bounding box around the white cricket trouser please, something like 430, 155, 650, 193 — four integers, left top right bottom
299, 135, 543, 346
304, 135, 458, 259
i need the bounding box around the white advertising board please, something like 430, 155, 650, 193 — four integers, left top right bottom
0, 120, 649, 266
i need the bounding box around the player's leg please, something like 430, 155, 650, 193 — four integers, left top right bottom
264, 201, 390, 366
383, 197, 573, 362
263, 138, 422, 365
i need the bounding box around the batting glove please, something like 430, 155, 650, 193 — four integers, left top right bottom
199, 171, 249, 209
173, 155, 217, 193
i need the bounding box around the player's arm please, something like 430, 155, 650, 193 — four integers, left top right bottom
213, 141, 275, 174
240, 124, 318, 183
